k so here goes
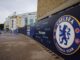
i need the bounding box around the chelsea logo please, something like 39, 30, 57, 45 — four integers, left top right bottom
53, 15, 80, 55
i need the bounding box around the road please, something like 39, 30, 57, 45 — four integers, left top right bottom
0, 32, 63, 60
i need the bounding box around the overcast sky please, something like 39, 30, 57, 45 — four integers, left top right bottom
0, 0, 37, 24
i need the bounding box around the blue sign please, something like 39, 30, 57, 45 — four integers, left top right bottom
54, 15, 80, 55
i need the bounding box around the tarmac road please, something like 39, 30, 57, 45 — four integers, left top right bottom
0, 32, 63, 60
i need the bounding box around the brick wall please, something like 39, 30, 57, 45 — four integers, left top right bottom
37, 0, 80, 20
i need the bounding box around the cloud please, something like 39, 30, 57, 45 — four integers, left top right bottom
0, 7, 12, 23
0, 0, 37, 24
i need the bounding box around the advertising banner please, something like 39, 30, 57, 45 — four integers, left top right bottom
33, 3, 80, 59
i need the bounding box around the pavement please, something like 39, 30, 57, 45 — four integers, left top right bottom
0, 32, 64, 60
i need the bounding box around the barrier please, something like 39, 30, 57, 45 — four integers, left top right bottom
31, 3, 80, 60
18, 26, 27, 35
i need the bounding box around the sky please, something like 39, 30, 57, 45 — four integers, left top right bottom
0, 0, 37, 24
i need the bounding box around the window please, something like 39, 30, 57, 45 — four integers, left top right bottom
12, 20, 14, 28
30, 19, 34, 26
25, 18, 27, 25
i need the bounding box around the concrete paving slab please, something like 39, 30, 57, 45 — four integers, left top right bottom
0, 33, 64, 60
